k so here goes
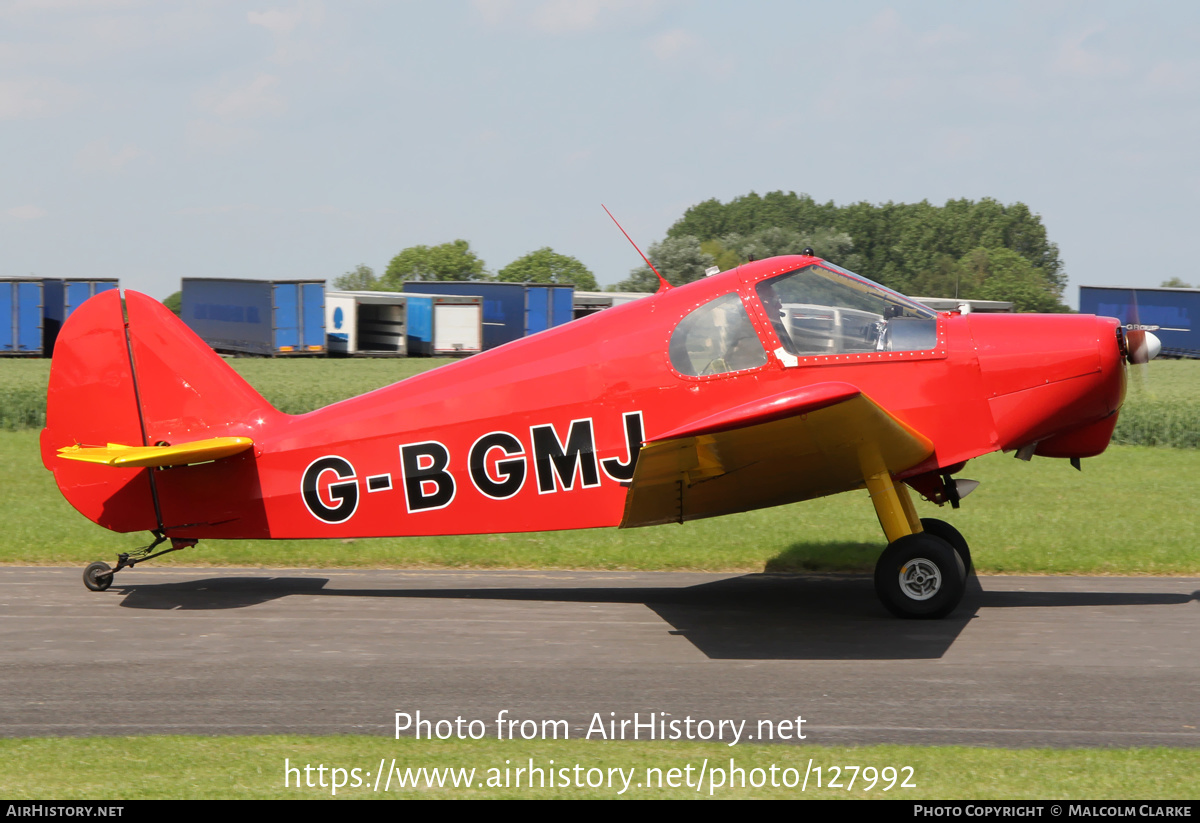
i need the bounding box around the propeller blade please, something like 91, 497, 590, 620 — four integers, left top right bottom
1124, 290, 1156, 395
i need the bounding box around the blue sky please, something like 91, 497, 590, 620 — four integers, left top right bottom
3, 1, 1198, 305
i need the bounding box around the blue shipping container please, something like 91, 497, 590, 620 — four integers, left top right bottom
301, 283, 324, 350
402, 282, 572, 350
405, 295, 434, 355
1079, 286, 1200, 358
42, 278, 119, 355
182, 278, 325, 355
0, 278, 44, 355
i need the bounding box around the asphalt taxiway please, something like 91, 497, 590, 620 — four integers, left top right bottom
1, 568, 1195, 746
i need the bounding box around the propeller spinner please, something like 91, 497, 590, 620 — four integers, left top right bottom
1124, 329, 1162, 365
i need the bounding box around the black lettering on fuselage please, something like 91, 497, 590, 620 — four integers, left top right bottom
301, 456, 359, 523
469, 431, 527, 500
600, 410, 645, 482
531, 418, 601, 494
400, 441, 455, 512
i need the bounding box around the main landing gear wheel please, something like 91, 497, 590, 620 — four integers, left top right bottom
919, 518, 972, 575
874, 533, 966, 619
83, 561, 114, 592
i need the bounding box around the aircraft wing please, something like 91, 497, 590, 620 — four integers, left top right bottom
620, 382, 934, 528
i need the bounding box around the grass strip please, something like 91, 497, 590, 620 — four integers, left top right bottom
6, 429, 1198, 574
0, 736, 1195, 800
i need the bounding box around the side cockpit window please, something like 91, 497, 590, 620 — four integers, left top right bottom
669, 293, 768, 377
757, 264, 937, 356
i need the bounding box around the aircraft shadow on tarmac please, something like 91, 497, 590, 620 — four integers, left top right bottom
106, 573, 1197, 662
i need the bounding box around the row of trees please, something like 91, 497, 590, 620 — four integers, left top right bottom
616, 192, 1069, 312
334, 242, 598, 291
337, 192, 1067, 312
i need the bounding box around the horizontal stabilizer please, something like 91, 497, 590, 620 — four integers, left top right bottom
58, 437, 254, 468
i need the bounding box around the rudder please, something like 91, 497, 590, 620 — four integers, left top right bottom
42, 290, 282, 536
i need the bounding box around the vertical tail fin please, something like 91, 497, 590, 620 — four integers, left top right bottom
42, 290, 282, 535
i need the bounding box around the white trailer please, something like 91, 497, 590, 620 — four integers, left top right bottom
325, 290, 483, 356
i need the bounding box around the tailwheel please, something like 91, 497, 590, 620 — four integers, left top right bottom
79, 533, 199, 592
874, 532, 966, 619
83, 561, 114, 592
919, 517, 972, 575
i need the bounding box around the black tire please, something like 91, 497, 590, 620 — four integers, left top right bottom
874, 533, 966, 619
83, 561, 113, 592
920, 517, 972, 575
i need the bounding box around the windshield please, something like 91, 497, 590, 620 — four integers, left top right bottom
756, 263, 937, 356
817, 262, 938, 316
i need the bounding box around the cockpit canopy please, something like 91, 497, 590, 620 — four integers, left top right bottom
670, 293, 767, 377
669, 261, 938, 377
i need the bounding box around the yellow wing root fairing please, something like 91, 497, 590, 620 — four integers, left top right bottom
621, 389, 933, 528
57, 436, 254, 468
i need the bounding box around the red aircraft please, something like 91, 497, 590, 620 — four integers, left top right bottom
40, 255, 1160, 618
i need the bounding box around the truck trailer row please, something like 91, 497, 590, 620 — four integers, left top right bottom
1, 278, 119, 356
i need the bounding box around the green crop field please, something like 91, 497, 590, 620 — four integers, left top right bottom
0, 356, 451, 426
1110, 362, 1200, 447
5, 355, 1199, 446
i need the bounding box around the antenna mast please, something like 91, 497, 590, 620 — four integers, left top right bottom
602, 204, 671, 292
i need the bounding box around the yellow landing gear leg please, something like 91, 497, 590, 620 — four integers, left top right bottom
864, 471, 923, 544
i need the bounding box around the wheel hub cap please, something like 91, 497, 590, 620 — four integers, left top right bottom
899, 558, 941, 601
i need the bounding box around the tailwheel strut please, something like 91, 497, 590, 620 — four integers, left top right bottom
82, 532, 199, 592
